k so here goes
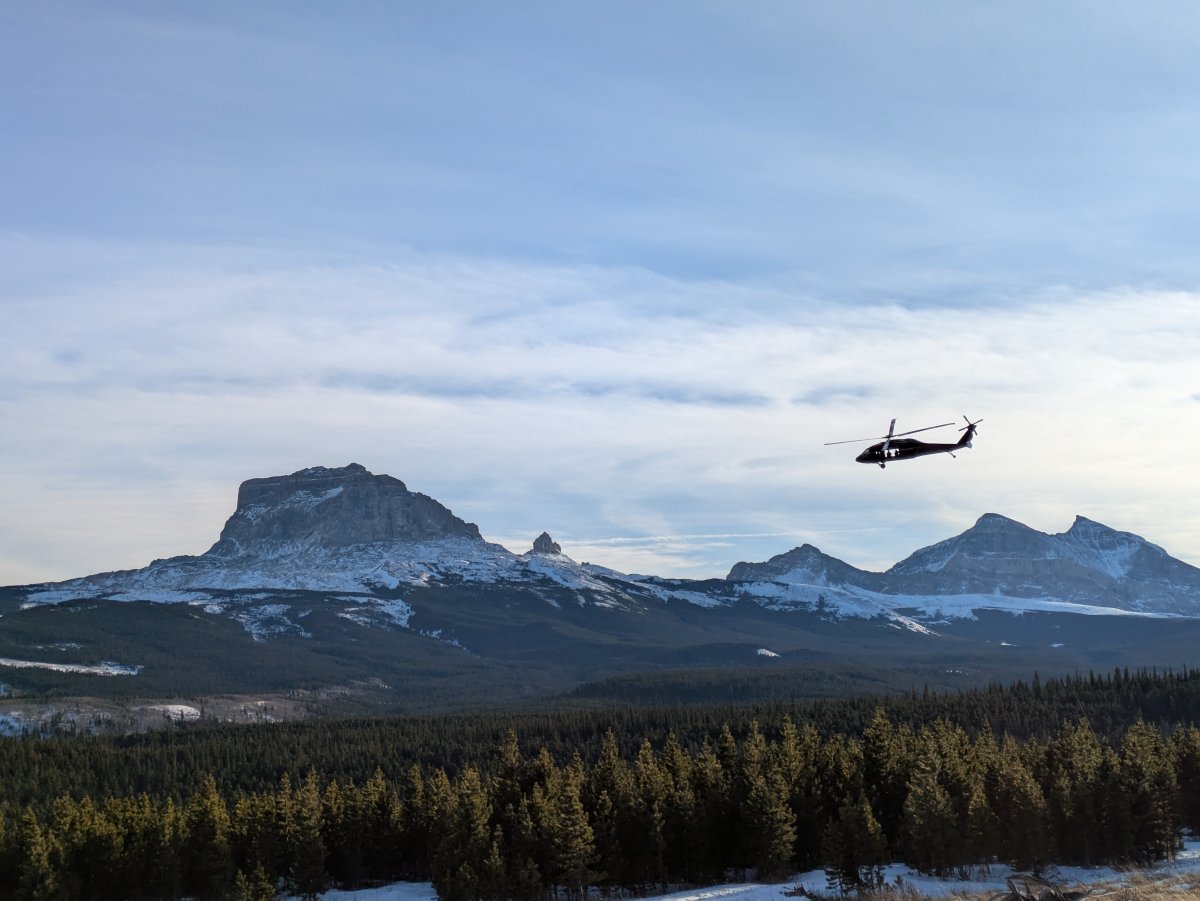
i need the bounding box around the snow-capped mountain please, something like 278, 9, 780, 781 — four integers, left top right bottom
24, 464, 626, 603
17, 466, 1200, 624
724, 513, 1200, 621
8, 463, 1200, 712
886, 513, 1200, 615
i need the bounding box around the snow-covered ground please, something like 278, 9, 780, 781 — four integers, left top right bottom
0, 657, 142, 676
293, 840, 1200, 900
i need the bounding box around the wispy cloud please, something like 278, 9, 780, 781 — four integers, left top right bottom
6, 6, 1200, 583
4, 242, 1200, 583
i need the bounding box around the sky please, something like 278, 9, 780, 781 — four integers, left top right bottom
5, 2, 1200, 586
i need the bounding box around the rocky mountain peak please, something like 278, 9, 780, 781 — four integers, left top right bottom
726, 543, 880, 590
529, 532, 562, 555
206, 463, 483, 557
889, 513, 1051, 577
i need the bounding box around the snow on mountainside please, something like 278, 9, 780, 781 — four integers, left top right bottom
15, 464, 1200, 635
21, 465, 635, 608
884, 513, 1200, 615
724, 513, 1200, 624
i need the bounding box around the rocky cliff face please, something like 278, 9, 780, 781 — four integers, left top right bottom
206, 463, 482, 557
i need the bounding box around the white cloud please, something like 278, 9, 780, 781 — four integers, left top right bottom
4, 244, 1200, 584
6, 4, 1200, 584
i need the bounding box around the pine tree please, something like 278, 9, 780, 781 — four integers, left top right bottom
776, 719, 823, 869
550, 758, 599, 901
320, 778, 357, 884
691, 738, 734, 881
290, 770, 328, 900
1171, 725, 1200, 831
861, 708, 912, 852
963, 779, 999, 867
751, 771, 798, 880
181, 774, 235, 899
661, 732, 702, 882
13, 808, 62, 901
432, 766, 492, 901
47, 794, 123, 900
477, 828, 506, 901
1120, 721, 1180, 865
360, 767, 403, 880
589, 789, 623, 892
1095, 744, 1133, 862
628, 740, 668, 889
988, 741, 1050, 873
507, 795, 545, 901
230, 793, 271, 885
901, 752, 959, 875
740, 730, 796, 881
1044, 720, 1104, 865
397, 763, 431, 879
234, 864, 277, 901
822, 793, 887, 894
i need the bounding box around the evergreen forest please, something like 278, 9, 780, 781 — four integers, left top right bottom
3, 668, 1200, 900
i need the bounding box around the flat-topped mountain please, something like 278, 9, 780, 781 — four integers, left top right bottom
208, 463, 483, 556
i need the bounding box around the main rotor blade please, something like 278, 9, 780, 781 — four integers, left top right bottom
823, 436, 885, 446
890, 422, 955, 438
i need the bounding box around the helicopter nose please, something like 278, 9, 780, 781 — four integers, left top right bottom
855, 450, 870, 463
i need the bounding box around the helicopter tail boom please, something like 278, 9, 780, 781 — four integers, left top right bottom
957, 415, 982, 447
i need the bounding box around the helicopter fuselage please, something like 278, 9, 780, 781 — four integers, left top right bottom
825, 417, 984, 467
856, 439, 954, 466
856, 425, 977, 468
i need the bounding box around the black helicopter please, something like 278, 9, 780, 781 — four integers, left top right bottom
825, 416, 981, 468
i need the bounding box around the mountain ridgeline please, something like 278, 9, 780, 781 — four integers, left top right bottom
4, 463, 1200, 710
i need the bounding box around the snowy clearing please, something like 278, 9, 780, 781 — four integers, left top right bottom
293, 840, 1200, 900
0, 657, 142, 676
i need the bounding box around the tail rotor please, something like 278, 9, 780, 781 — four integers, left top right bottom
958, 415, 982, 448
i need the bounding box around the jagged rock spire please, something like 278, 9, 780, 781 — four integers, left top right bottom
530, 532, 562, 555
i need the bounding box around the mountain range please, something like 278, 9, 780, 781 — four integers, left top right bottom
4, 463, 1200, 715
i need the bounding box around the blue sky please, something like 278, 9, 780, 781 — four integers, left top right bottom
4, 2, 1200, 584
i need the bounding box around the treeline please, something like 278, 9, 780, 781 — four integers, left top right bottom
5, 667, 1200, 810
3, 714, 1200, 900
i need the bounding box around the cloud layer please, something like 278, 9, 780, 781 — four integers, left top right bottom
5, 4, 1200, 583
5, 245, 1199, 584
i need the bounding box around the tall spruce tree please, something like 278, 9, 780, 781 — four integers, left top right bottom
432, 766, 492, 901
861, 708, 913, 852
290, 770, 328, 900
822, 793, 887, 893
741, 752, 796, 879
549, 758, 599, 901
1120, 721, 1180, 865
181, 774, 235, 900
988, 740, 1050, 873
1171, 725, 1200, 831
901, 752, 959, 875
13, 808, 62, 901
1043, 720, 1104, 865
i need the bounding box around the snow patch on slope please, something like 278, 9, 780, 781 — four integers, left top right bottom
0, 657, 142, 676
728, 578, 1181, 629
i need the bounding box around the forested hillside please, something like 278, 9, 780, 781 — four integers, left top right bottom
3, 669, 1200, 899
